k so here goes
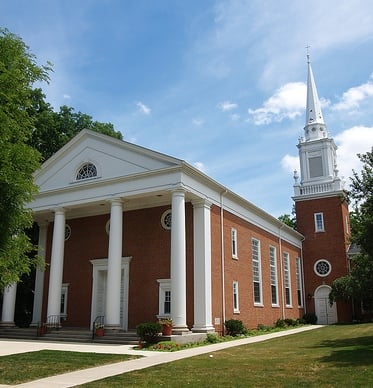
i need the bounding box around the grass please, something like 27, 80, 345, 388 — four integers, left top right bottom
81, 323, 373, 387
0, 350, 139, 385
0, 324, 372, 386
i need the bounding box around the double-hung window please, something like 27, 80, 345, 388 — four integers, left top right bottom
283, 252, 292, 306
233, 281, 239, 313
231, 228, 238, 259
269, 246, 278, 305
252, 238, 262, 305
314, 212, 325, 232
295, 257, 303, 307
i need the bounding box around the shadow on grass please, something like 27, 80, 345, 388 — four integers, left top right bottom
318, 336, 373, 366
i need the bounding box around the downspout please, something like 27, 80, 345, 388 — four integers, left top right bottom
220, 190, 227, 334
278, 225, 285, 319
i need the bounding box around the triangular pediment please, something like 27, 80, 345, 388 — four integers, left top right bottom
34, 129, 182, 192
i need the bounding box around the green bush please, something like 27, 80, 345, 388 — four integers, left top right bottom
257, 323, 272, 331
275, 318, 286, 328
206, 333, 224, 343
136, 322, 161, 344
302, 313, 318, 324
224, 319, 247, 336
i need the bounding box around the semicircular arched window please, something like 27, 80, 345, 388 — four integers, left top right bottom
76, 162, 97, 180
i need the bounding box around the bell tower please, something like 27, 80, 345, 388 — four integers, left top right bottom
293, 55, 352, 324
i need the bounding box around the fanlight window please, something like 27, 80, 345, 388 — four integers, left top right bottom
76, 163, 97, 180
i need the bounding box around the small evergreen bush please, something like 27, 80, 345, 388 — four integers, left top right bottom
224, 319, 247, 336
302, 313, 318, 324
275, 318, 286, 328
136, 322, 162, 344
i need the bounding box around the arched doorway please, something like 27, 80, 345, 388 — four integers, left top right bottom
314, 285, 337, 324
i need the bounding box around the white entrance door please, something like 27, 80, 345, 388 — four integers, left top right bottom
90, 257, 131, 330
314, 285, 337, 324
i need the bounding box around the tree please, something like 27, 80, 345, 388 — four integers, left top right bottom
28, 90, 122, 162
0, 29, 52, 289
330, 149, 373, 312
278, 205, 297, 229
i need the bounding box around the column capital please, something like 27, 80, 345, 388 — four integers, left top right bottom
191, 198, 212, 209
52, 207, 66, 215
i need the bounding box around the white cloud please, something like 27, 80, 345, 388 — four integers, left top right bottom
217, 101, 238, 111
63, 94, 71, 99
193, 161, 206, 172
248, 82, 306, 125
335, 126, 373, 181
331, 75, 373, 111
281, 154, 300, 175
192, 118, 204, 126
231, 113, 240, 121
136, 101, 151, 115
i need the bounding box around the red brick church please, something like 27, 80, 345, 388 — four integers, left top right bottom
0, 59, 352, 332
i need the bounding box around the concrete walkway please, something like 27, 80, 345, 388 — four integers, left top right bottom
0, 325, 323, 387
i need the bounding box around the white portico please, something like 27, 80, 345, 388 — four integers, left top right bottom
25, 129, 219, 332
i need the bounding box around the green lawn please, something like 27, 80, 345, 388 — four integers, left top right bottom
82, 323, 373, 387
0, 324, 372, 387
0, 350, 138, 385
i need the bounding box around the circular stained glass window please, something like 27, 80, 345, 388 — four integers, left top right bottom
161, 209, 172, 230
314, 259, 331, 277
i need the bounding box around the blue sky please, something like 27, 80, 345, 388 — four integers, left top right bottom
2, 0, 373, 217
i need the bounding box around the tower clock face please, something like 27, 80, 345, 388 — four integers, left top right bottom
314, 259, 331, 277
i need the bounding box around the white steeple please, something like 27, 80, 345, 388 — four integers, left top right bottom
304, 54, 328, 141
293, 54, 342, 199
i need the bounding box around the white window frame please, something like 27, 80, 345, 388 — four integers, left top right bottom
233, 281, 240, 313
283, 252, 292, 307
231, 228, 238, 259
252, 238, 263, 306
157, 279, 171, 318
295, 257, 303, 307
60, 283, 69, 319
314, 212, 325, 232
269, 246, 278, 306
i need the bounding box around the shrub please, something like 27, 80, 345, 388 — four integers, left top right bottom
257, 323, 272, 331
151, 341, 180, 351
275, 318, 286, 328
206, 333, 223, 343
284, 318, 298, 326
225, 319, 247, 336
136, 322, 161, 344
302, 313, 318, 324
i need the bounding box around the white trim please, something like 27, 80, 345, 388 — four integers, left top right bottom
233, 281, 240, 313
314, 212, 325, 232
283, 252, 292, 307
231, 228, 238, 259
90, 257, 132, 330
157, 279, 171, 318
269, 245, 278, 306
252, 238, 262, 306
314, 259, 332, 277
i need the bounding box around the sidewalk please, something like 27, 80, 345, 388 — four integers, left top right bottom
0, 325, 323, 388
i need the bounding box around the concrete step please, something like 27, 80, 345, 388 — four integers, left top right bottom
0, 327, 140, 345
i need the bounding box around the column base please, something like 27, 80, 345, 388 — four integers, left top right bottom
191, 325, 216, 333
172, 325, 190, 335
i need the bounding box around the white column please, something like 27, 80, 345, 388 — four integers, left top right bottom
105, 199, 123, 329
0, 283, 17, 326
46, 209, 65, 323
170, 190, 188, 332
31, 222, 48, 326
192, 199, 215, 332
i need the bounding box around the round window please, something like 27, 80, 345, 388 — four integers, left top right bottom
314, 259, 331, 277
65, 225, 71, 241
161, 209, 172, 230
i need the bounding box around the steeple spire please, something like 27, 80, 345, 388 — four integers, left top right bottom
304, 53, 328, 141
